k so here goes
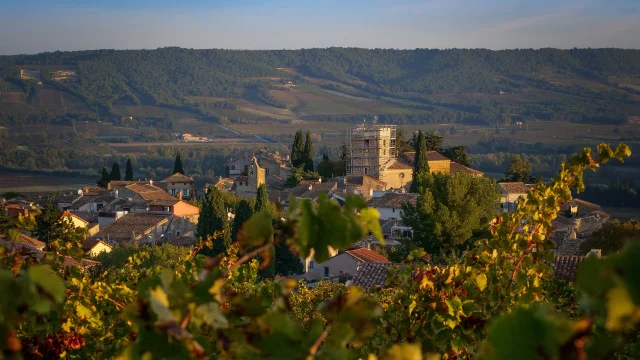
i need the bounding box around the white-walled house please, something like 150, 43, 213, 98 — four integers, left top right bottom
498, 182, 531, 213
299, 248, 390, 283
366, 193, 419, 220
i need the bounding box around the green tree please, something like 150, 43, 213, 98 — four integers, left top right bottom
33, 204, 83, 244
97, 167, 110, 187
254, 184, 269, 213
579, 220, 640, 256
173, 153, 185, 175
0, 205, 14, 234
110, 163, 121, 181
303, 131, 314, 172
395, 128, 414, 155
196, 187, 230, 256
410, 130, 429, 193
275, 242, 304, 276
504, 154, 534, 183
403, 171, 500, 256
231, 200, 253, 241
442, 146, 470, 167
125, 158, 134, 181
317, 154, 333, 179
425, 130, 444, 151
291, 130, 304, 168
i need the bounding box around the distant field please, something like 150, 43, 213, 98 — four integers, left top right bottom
0, 172, 94, 193
229, 120, 354, 135
234, 98, 297, 120
108, 139, 268, 153
112, 105, 201, 119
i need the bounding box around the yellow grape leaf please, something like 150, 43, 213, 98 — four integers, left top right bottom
605, 285, 637, 330
208, 278, 225, 303
385, 343, 423, 360
149, 287, 175, 322
475, 273, 487, 291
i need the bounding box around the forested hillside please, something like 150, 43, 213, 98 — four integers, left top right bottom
1, 47, 640, 126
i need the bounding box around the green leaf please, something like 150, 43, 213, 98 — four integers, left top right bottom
28, 265, 65, 303
195, 302, 228, 329
360, 207, 383, 244
237, 210, 274, 252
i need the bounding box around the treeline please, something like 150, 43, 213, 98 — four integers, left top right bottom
2, 48, 640, 125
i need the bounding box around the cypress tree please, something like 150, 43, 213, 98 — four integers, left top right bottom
254, 184, 269, 213
173, 153, 185, 175
410, 130, 430, 193
196, 187, 230, 256
303, 131, 314, 172
254, 184, 275, 279
110, 163, 121, 181
125, 158, 134, 181
231, 199, 253, 241
275, 242, 304, 276
291, 130, 304, 168
98, 167, 110, 187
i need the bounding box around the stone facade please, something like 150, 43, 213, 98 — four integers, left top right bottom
234, 157, 266, 198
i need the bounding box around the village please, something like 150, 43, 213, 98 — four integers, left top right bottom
0, 124, 607, 287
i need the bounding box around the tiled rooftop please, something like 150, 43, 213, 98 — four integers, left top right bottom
162, 172, 195, 183
90, 213, 170, 243
350, 262, 396, 290
367, 193, 419, 208
346, 248, 390, 263
499, 182, 531, 194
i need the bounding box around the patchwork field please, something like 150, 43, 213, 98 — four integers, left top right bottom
0, 172, 94, 193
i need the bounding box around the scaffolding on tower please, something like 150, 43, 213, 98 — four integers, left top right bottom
346, 124, 396, 179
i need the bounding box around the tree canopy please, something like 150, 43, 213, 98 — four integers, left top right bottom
125, 158, 134, 181
173, 153, 185, 175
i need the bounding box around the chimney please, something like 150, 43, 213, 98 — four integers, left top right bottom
113, 189, 119, 198
150, 179, 153, 185
178, 191, 182, 200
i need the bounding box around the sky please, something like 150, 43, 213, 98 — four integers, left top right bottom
1, 0, 639, 55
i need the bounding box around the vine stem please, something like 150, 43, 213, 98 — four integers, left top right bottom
228, 242, 273, 273
308, 326, 330, 357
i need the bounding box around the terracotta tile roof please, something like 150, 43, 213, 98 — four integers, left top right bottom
554, 255, 585, 281
82, 238, 113, 252
386, 160, 413, 170
90, 213, 170, 243
298, 179, 322, 186
162, 173, 194, 183
267, 189, 291, 204
70, 194, 116, 209
60, 210, 89, 226
108, 180, 152, 189
346, 248, 390, 263
0, 233, 46, 251
499, 182, 531, 194
367, 193, 419, 208
63, 256, 101, 269
402, 151, 450, 164
298, 182, 338, 199
351, 262, 396, 290
125, 184, 177, 201
169, 235, 196, 247
149, 199, 180, 207
450, 162, 484, 176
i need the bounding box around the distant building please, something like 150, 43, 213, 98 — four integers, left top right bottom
234, 157, 266, 198
160, 172, 197, 200
367, 193, 419, 221
498, 182, 532, 213
346, 124, 483, 191
299, 248, 390, 283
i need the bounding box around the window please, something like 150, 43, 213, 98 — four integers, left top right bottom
231, 165, 236, 170
265, 168, 270, 176
364, 167, 368, 175
324, 266, 329, 278
164, 207, 170, 212
170, 189, 177, 196
309, 260, 315, 270
176, 231, 181, 237
182, 189, 189, 196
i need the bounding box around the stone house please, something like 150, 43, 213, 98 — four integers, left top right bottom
159, 173, 197, 200
90, 211, 197, 246
234, 157, 266, 198
367, 193, 419, 221
552, 199, 609, 256
299, 248, 390, 283
82, 239, 113, 257
498, 182, 532, 213
344, 175, 387, 200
